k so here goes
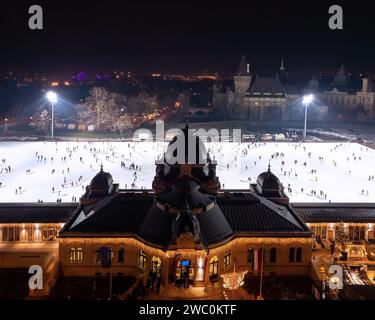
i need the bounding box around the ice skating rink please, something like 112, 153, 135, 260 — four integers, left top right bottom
0, 141, 374, 203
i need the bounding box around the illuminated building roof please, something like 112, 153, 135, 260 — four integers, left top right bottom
249, 75, 285, 94
0, 202, 77, 223
292, 203, 375, 223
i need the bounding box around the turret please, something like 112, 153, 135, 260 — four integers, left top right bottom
234, 55, 252, 96
253, 165, 289, 205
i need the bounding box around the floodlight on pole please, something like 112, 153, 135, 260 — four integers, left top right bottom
46, 91, 58, 104
302, 94, 314, 140
46, 91, 58, 139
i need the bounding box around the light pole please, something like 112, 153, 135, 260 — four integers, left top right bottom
46, 91, 58, 139
302, 94, 314, 140
4, 118, 8, 133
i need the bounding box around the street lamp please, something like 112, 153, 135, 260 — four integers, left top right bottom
46, 91, 58, 139
302, 94, 314, 140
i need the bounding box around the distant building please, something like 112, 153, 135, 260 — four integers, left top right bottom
213, 57, 375, 122
319, 66, 375, 120
213, 56, 299, 121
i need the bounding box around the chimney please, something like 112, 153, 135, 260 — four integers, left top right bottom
362, 78, 369, 93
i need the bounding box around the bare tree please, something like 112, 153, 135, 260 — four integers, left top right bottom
76, 88, 159, 132
33, 107, 51, 136
127, 92, 158, 115
77, 87, 127, 131
112, 113, 133, 134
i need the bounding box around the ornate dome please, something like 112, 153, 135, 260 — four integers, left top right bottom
256, 165, 282, 193
153, 123, 220, 195
89, 165, 114, 196
307, 77, 319, 90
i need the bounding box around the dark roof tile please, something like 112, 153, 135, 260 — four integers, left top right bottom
292, 203, 375, 223
0, 203, 77, 223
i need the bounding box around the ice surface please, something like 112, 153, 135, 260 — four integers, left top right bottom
0, 141, 374, 203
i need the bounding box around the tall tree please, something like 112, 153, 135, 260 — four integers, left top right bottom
77, 87, 122, 131
127, 92, 158, 115
32, 107, 51, 136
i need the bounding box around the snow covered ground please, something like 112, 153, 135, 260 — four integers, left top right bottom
0, 141, 375, 203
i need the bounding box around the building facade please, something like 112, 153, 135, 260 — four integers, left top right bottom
213, 56, 297, 121
213, 57, 375, 122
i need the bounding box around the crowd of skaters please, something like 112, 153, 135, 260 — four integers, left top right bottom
1, 140, 375, 202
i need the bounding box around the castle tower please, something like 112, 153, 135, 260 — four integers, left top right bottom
234, 55, 251, 96
332, 64, 349, 88
279, 58, 288, 84
280, 58, 285, 72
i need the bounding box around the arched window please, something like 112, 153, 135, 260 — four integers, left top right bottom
69, 248, 76, 263
76, 248, 83, 263
270, 248, 277, 263
296, 247, 303, 263
224, 251, 231, 268
289, 247, 295, 263
209, 256, 218, 277
118, 248, 125, 263
138, 250, 147, 269
247, 248, 254, 265
95, 249, 101, 263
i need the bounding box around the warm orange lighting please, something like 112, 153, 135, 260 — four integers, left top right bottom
51, 81, 59, 87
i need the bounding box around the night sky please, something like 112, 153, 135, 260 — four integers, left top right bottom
1, 0, 374, 75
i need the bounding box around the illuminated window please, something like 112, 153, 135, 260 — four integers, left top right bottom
289, 247, 295, 263
138, 250, 147, 269
118, 248, 125, 263
296, 247, 302, 263
76, 248, 83, 263
247, 248, 254, 265
95, 249, 101, 263
224, 251, 231, 268
209, 256, 218, 277
14, 226, 20, 241
69, 248, 76, 263
20, 227, 27, 242
270, 248, 277, 263
349, 226, 366, 242
26, 226, 34, 241
42, 226, 58, 241
1, 226, 20, 242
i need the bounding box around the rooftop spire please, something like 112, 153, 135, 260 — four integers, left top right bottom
280, 58, 285, 71
339, 64, 345, 75
236, 55, 249, 76
100, 164, 103, 172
